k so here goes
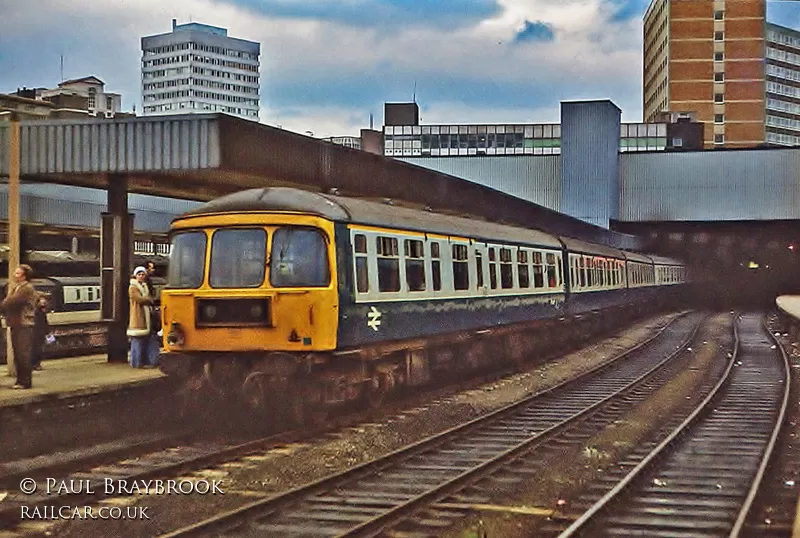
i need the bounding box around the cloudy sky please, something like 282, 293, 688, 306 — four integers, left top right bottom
1, 0, 799, 138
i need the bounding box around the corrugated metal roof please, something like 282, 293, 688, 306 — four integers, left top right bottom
399, 155, 561, 211
619, 149, 800, 221
0, 187, 186, 233
0, 114, 220, 175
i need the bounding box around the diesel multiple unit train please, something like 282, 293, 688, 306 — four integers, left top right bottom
158, 187, 687, 422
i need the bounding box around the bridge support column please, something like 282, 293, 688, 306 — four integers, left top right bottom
101, 175, 133, 363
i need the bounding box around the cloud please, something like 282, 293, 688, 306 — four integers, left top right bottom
513, 20, 555, 43
215, 0, 502, 30
0, 0, 667, 139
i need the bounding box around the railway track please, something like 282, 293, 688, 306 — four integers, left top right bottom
0, 426, 333, 532
550, 312, 789, 537
158, 312, 707, 538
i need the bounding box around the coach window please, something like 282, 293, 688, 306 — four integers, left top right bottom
557, 255, 563, 287
354, 234, 369, 293
489, 248, 498, 289
452, 244, 470, 290
376, 236, 401, 292
430, 242, 442, 291
499, 247, 514, 289
544, 253, 556, 288
517, 250, 530, 288
475, 250, 485, 289
404, 239, 425, 292
532, 251, 544, 288
579, 257, 586, 287
570, 258, 576, 288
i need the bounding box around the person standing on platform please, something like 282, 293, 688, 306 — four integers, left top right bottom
0, 265, 37, 389
144, 260, 162, 362
144, 261, 157, 301
32, 293, 52, 371
128, 266, 156, 368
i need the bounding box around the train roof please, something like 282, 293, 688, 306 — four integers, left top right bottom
648, 254, 683, 266
559, 237, 626, 259
180, 187, 563, 248
624, 251, 653, 263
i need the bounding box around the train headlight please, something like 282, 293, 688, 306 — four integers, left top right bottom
203, 304, 218, 320
250, 304, 263, 318
166, 322, 185, 347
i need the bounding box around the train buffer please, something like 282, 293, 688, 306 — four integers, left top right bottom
0, 354, 164, 409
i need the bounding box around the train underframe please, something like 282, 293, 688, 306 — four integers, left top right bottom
160, 302, 655, 426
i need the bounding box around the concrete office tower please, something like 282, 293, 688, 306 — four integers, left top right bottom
141, 20, 260, 120
765, 23, 800, 146
644, 0, 766, 148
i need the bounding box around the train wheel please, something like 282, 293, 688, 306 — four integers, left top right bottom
287, 388, 329, 428
364, 379, 387, 409
242, 372, 268, 410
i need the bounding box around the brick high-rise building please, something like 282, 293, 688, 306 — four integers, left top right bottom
644, 0, 767, 148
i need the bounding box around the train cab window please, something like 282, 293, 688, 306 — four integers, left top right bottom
532, 251, 544, 288
499, 248, 513, 289
475, 250, 485, 289
430, 242, 442, 291
376, 236, 400, 292
211, 228, 267, 288
354, 234, 369, 293
546, 253, 557, 288
404, 239, 426, 292
452, 244, 470, 290
489, 248, 498, 289
270, 227, 329, 288
517, 250, 530, 288
168, 231, 207, 289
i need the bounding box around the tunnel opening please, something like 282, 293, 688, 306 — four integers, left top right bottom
613, 220, 800, 310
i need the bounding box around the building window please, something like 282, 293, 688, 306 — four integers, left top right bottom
714, 134, 725, 144
714, 10, 724, 20
672, 137, 683, 147
714, 72, 724, 82
714, 52, 724, 61
714, 31, 724, 41
714, 93, 724, 103
715, 114, 724, 123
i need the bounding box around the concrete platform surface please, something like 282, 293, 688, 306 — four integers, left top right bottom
776, 295, 800, 320
0, 355, 164, 408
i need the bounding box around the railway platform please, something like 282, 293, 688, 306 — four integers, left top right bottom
0, 354, 164, 408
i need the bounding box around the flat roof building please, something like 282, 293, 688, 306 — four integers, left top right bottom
382, 102, 702, 158
141, 20, 260, 120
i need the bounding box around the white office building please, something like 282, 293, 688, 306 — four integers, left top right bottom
141, 20, 260, 120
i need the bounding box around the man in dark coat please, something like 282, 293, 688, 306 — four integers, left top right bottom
0, 265, 37, 389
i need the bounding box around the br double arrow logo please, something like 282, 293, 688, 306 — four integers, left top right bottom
367, 306, 382, 331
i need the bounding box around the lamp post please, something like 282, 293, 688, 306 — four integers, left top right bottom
3, 112, 20, 376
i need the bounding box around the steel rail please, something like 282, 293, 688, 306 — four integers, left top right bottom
159, 312, 703, 538
557, 313, 790, 538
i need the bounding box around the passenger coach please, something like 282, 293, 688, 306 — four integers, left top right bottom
158, 188, 686, 421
